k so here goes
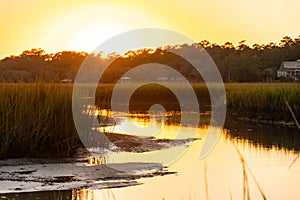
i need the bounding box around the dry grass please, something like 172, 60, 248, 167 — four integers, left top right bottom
235, 146, 267, 200
204, 162, 209, 200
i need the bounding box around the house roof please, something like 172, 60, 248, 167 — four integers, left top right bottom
278, 60, 300, 71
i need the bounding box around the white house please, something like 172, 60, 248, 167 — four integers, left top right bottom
120, 76, 131, 83
277, 60, 300, 80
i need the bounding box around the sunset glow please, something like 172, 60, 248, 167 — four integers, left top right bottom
1, 0, 300, 58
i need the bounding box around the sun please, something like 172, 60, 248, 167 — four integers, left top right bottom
69, 21, 129, 53
38, 4, 159, 55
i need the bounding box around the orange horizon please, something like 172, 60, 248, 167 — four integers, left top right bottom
2, 34, 299, 60
1, 0, 300, 59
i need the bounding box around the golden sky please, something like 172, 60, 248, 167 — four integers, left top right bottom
1, 0, 300, 58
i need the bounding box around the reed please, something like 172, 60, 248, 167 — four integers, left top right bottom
235, 146, 267, 200
226, 83, 300, 121
0, 83, 80, 158
0, 82, 299, 158
126, 83, 300, 121
204, 162, 209, 200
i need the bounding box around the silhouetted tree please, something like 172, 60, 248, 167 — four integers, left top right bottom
1, 35, 300, 83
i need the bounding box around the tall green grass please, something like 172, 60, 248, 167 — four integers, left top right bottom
225, 83, 300, 121
0, 83, 299, 158
0, 83, 79, 158
96, 83, 211, 112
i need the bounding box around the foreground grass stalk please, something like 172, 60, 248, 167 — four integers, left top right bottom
204, 162, 209, 200
235, 146, 267, 200
285, 99, 300, 132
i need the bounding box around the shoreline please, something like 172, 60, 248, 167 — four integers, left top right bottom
0, 159, 174, 194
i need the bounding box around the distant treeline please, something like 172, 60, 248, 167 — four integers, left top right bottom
1, 35, 300, 83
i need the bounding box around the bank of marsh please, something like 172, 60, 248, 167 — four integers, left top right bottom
0, 83, 299, 158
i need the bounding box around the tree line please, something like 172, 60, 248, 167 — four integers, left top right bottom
0, 35, 299, 83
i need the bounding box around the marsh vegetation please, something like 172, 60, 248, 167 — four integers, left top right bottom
0, 83, 299, 159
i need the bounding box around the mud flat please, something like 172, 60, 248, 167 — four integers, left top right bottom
0, 132, 198, 194
0, 160, 175, 194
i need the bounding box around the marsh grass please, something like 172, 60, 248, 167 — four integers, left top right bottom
0, 83, 80, 158
95, 83, 211, 112
226, 83, 300, 121
108, 83, 300, 120
0, 82, 299, 158
97, 83, 300, 120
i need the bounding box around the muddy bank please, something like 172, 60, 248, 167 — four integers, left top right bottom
0, 132, 196, 194
224, 110, 300, 152
104, 132, 198, 153
1, 128, 198, 159
225, 108, 298, 129
0, 160, 174, 194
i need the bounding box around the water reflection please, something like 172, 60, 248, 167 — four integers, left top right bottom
1, 190, 73, 200
98, 109, 300, 153
2, 111, 300, 200
225, 119, 300, 152
1, 189, 116, 200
